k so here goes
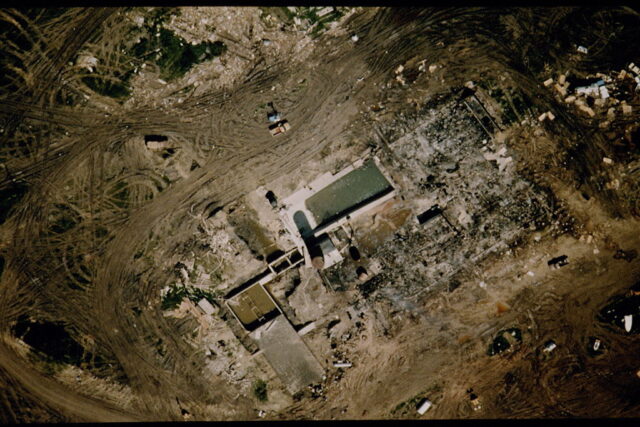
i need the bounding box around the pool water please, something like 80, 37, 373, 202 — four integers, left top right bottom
305, 160, 393, 227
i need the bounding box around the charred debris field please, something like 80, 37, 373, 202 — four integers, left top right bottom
1, 6, 640, 422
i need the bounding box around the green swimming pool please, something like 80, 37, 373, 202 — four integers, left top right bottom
305, 159, 393, 227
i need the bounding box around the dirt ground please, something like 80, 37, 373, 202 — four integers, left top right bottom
1, 6, 640, 422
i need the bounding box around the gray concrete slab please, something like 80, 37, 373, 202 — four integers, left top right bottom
252, 316, 324, 393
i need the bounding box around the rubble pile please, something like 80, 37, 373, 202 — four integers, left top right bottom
543, 63, 640, 127
367, 98, 554, 298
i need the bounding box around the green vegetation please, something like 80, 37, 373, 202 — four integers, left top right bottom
129, 8, 226, 82
81, 74, 132, 100
487, 328, 522, 356
477, 80, 533, 125
161, 283, 219, 311
391, 383, 443, 417
253, 379, 268, 402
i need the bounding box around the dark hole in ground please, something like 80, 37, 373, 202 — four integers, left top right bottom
205, 202, 223, 218
266, 249, 285, 264
144, 134, 168, 143
0, 182, 28, 224
161, 148, 176, 159
349, 246, 361, 261
547, 255, 569, 268
487, 328, 522, 356
417, 205, 442, 225
11, 316, 89, 366
265, 190, 278, 208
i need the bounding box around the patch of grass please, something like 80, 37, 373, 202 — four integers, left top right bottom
81, 75, 131, 100
391, 383, 443, 417
130, 25, 226, 82
161, 283, 219, 311
161, 284, 189, 310
253, 379, 268, 402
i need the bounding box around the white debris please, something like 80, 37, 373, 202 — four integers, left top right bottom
76, 54, 98, 72
599, 86, 609, 99
546, 111, 555, 121
593, 248, 600, 255
262, 39, 272, 46
629, 62, 640, 75
395, 65, 404, 74
157, 79, 167, 85
297, 322, 316, 336
538, 112, 548, 122
479, 281, 487, 289
417, 399, 433, 415
606, 179, 620, 190
428, 64, 438, 73
564, 95, 576, 104
577, 45, 588, 54
351, 34, 359, 42
558, 74, 566, 85
578, 105, 596, 117
622, 104, 633, 115
625, 314, 633, 333
197, 298, 216, 315
553, 84, 566, 96
603, 157, 614, 165
543, 78, 554, 87
317, 6, 334, 17
527, 271, 535, 277
333, 362, 352, 368
543, 341, 557, 353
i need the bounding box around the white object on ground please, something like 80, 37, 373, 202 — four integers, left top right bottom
417, 399, 433, 415
625, 314, 633, 332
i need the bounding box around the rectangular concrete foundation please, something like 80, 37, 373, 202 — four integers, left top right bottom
252, 316, 324, 393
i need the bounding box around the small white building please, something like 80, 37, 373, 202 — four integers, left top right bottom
197, 298, 216, 315
417, 398, 432, 415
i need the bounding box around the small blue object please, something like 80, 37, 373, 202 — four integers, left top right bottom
267, 112, 281, 123
595, 80, 605, 87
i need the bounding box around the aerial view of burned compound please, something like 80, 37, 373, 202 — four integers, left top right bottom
1, 6, 640, 422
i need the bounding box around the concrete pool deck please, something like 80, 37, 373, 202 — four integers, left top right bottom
279, 156, 396, 269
